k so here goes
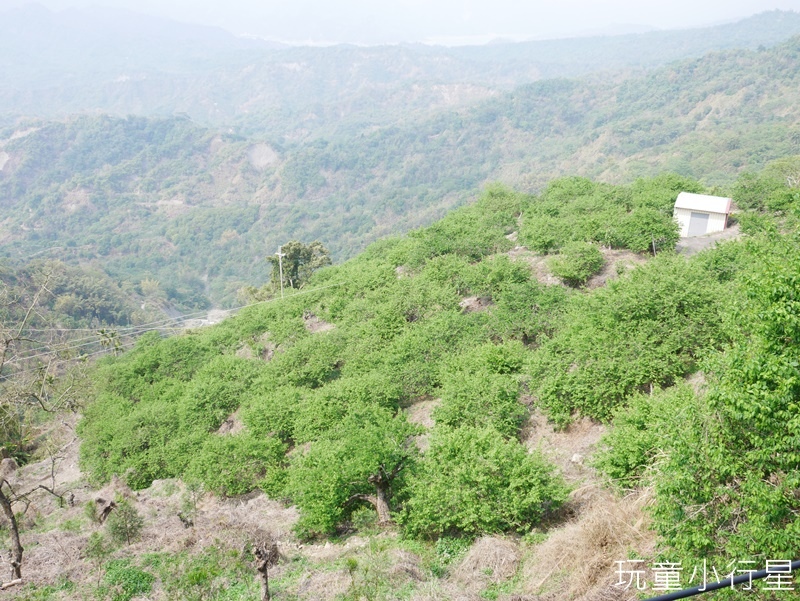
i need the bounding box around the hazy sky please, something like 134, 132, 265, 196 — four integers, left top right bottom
10, 0, 800, 44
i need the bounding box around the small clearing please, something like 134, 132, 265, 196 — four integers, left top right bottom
405, 397, 440, 452
216, 409, 246, 435
303, 312, 335, 333
459, 296, 493, 313
676, 223, 741, 256
585, 248, 647, 289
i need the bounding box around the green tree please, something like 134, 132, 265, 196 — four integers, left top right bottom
267, 240, 331, 290
401, 426, 567, 538
106, 499, 144, 545
286, 405, 419, 538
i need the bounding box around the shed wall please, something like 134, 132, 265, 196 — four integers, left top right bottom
673, 208, 727, 237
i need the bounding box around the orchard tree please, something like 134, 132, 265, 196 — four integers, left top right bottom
401, 425, 568, 538
286, 404, 419, 538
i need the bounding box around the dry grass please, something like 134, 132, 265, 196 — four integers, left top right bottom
451, 536, 520, 593
295, 568, 351, 600
410, 581, 481, 601
521, 487, 654, 601
389, 549, 426, 583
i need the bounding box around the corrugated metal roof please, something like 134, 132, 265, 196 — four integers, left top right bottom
674, 192, 731, 214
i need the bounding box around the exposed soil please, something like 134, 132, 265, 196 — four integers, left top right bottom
522, 409, 606, 485
585, 249, 647, 289
405, 397, 440, 452
216, 409, 246, 435
303, 312, 335, 333
675, 224, 741, 256
458, 296, 494, 313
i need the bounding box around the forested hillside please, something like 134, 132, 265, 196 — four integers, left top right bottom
1, 9, 799, 139
63, 159, 800, 599
2, 36, 800, 309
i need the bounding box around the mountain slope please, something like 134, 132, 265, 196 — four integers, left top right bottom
2, 37, 800, 307
1, 9, 800, 140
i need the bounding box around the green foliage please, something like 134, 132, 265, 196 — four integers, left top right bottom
78, 165, 800, 562
434, 343, 527, 438
401, 426, 568, 538
406, 185, 525, 266
592, 226, 800, 569
429, 536, 473, 577
647, 233, 800, 561
286, 405, 419, 538
185, 433, 286, 497
142, 548, 258, 601
102, 560, 155, 601
529, 254, 731, 422
11, 579, 74, 601
547, 241, 604, 286
519, 176, 686, 255
105, 500, 144, 546
85, 532, 109, 560
266, 240, 332, 290
593, 385, 698, 487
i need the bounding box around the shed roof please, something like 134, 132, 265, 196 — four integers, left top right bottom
674, 192, 731, 214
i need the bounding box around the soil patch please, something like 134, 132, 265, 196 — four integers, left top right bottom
585, 249, 647, 289
459, 296, 493, 313
216, 409, 246, 435
304, 312, 335, 333
522, 409, 606, 485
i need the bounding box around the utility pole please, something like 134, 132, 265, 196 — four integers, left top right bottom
276, 247, 285, 299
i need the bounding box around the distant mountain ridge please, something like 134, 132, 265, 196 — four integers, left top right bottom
1, 8, 800, 140
1, 36, 800, 308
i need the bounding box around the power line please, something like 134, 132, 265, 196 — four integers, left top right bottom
1, 282, 345, 382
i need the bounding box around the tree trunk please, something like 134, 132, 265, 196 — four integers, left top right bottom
0, 485, 22, 580
254, 540, 278, 601
257, 565, 269, 601
373, 482, 392, 524
367, 473, 393, 524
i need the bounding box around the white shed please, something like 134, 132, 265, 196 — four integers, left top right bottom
673, 192, 731, 237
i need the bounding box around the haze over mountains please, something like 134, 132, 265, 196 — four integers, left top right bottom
2, 8, 800, 309
2, 7, 800, 135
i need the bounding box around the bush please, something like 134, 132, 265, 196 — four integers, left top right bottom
434, 371, 524, 438
286, 405, 420, 538
184, 433, 286, 497
106, 500, 144, 545
401, 426, 567, 538
529, 254, 729, 422
547, 241, 604, 286
103, 560, 155, 601
593, 385, 697, 488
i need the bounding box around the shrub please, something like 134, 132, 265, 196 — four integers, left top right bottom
103, 560, 155, 601
547, 241, 604, 286
184, 433, 286, 497
401, 426, 567, 538
106, 500, 144, 545
286, 405, 419, 538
